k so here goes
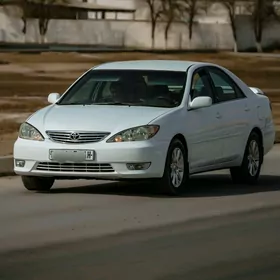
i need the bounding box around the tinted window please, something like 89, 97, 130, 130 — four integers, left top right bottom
57, 70, 187, 108
190, 69, 214, 101
208, 68, 245, 102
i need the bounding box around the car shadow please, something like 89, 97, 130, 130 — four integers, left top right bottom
48, 174, 280, 198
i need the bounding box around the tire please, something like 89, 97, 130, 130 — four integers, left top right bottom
230, 131, 263, 185
21, 176, 55, 191
159, 138, 189, 196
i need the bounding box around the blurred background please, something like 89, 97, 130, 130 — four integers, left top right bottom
1, 0, 280, 50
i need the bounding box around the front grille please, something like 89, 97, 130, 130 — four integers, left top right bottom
46, 131, 110, 144
36, 162, 114, 173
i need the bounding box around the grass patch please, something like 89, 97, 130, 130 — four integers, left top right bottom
0, 99, 48, 113
0, 51, 280, 97
0, 120, 21, 134
0, 52, 97, 64
0, 79, 69, 97
0, 72, 73, 82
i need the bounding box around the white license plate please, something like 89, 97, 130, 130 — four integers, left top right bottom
49, 149, 95, 162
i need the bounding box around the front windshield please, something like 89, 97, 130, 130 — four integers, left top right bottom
57, 69, 187, 108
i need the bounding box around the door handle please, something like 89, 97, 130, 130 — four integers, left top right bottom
216, 112, 222, 119
244, 106, 250, 112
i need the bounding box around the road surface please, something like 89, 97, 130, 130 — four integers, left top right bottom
0, 146, 280, 279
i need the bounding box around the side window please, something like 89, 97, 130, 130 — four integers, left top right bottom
208, 68, 245, 103
190, 69, 214, 101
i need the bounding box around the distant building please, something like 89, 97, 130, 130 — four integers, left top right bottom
0, 0, 279, 50
83, 0, 136, 20
0, 0, 136, 20
77, 0, 257, 24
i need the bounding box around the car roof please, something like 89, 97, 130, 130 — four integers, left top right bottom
93, 60, 213, 72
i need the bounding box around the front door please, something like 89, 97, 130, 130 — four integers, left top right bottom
186, 68, 224, 173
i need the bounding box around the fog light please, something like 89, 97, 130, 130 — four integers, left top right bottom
15, 159, 25, 168
126, 162, 151, 170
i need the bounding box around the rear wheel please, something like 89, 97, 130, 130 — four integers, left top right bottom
21, 176, 55, 191
159, 138, 189, 196
230, 132, 263, 185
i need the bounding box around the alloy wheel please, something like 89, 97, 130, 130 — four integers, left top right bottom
247, 139, 260, 177
170, 147, 185, 188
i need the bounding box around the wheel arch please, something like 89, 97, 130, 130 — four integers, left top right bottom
171, 134, 188, 156
162, 133, 189, 176
250, 127, 264, 163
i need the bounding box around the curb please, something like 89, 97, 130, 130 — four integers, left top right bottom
0, 156, 15, 177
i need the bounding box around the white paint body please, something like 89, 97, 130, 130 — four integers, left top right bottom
14, 60, 275, 179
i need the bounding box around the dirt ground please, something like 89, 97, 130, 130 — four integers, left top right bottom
0, 51, 280, 156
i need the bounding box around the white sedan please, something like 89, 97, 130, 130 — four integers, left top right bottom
14, 60, 275, 195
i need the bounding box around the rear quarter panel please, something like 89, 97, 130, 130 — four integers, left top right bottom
219, 65, 275, 154
254, 94, 275, 155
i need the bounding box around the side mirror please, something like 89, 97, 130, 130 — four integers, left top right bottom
249, 87, 265, 96
189, 96, 212, 110
48, 93, 60, 104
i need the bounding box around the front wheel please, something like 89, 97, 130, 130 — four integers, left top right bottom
21, 176, 55, 191
230, 132, 263, 185
159, 138, 189, 196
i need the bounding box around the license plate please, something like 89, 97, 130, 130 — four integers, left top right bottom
49, 149, 95, 162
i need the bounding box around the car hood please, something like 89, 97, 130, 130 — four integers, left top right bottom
27, 104, 173, 134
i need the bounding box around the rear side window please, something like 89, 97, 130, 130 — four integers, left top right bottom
190, 69, 215, 101
208, 67, 245, 103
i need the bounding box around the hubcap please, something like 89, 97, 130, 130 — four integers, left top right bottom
170, 148, 184, 188
247, 140, 260, 177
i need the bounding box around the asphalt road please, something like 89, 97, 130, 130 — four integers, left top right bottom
0, 146, 280, 279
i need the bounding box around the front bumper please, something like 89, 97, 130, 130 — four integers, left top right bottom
13, 138, 168, 179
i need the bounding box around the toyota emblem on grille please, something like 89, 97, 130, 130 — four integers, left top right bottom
70, 132, 80, 140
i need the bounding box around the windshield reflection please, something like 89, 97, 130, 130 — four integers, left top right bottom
57, 70, 187, 108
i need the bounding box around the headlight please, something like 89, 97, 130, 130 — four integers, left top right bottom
19, 123, 44, 141
107, 125, 160, 142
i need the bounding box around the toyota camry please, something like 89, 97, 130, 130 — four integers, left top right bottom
13, 60, 275, 195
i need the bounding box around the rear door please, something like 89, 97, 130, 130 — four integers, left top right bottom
206, 66, 249, 164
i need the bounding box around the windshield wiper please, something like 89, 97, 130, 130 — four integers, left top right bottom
57, 102, 133, 106
57, 102, 93, 106
95, 102, 133, 106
